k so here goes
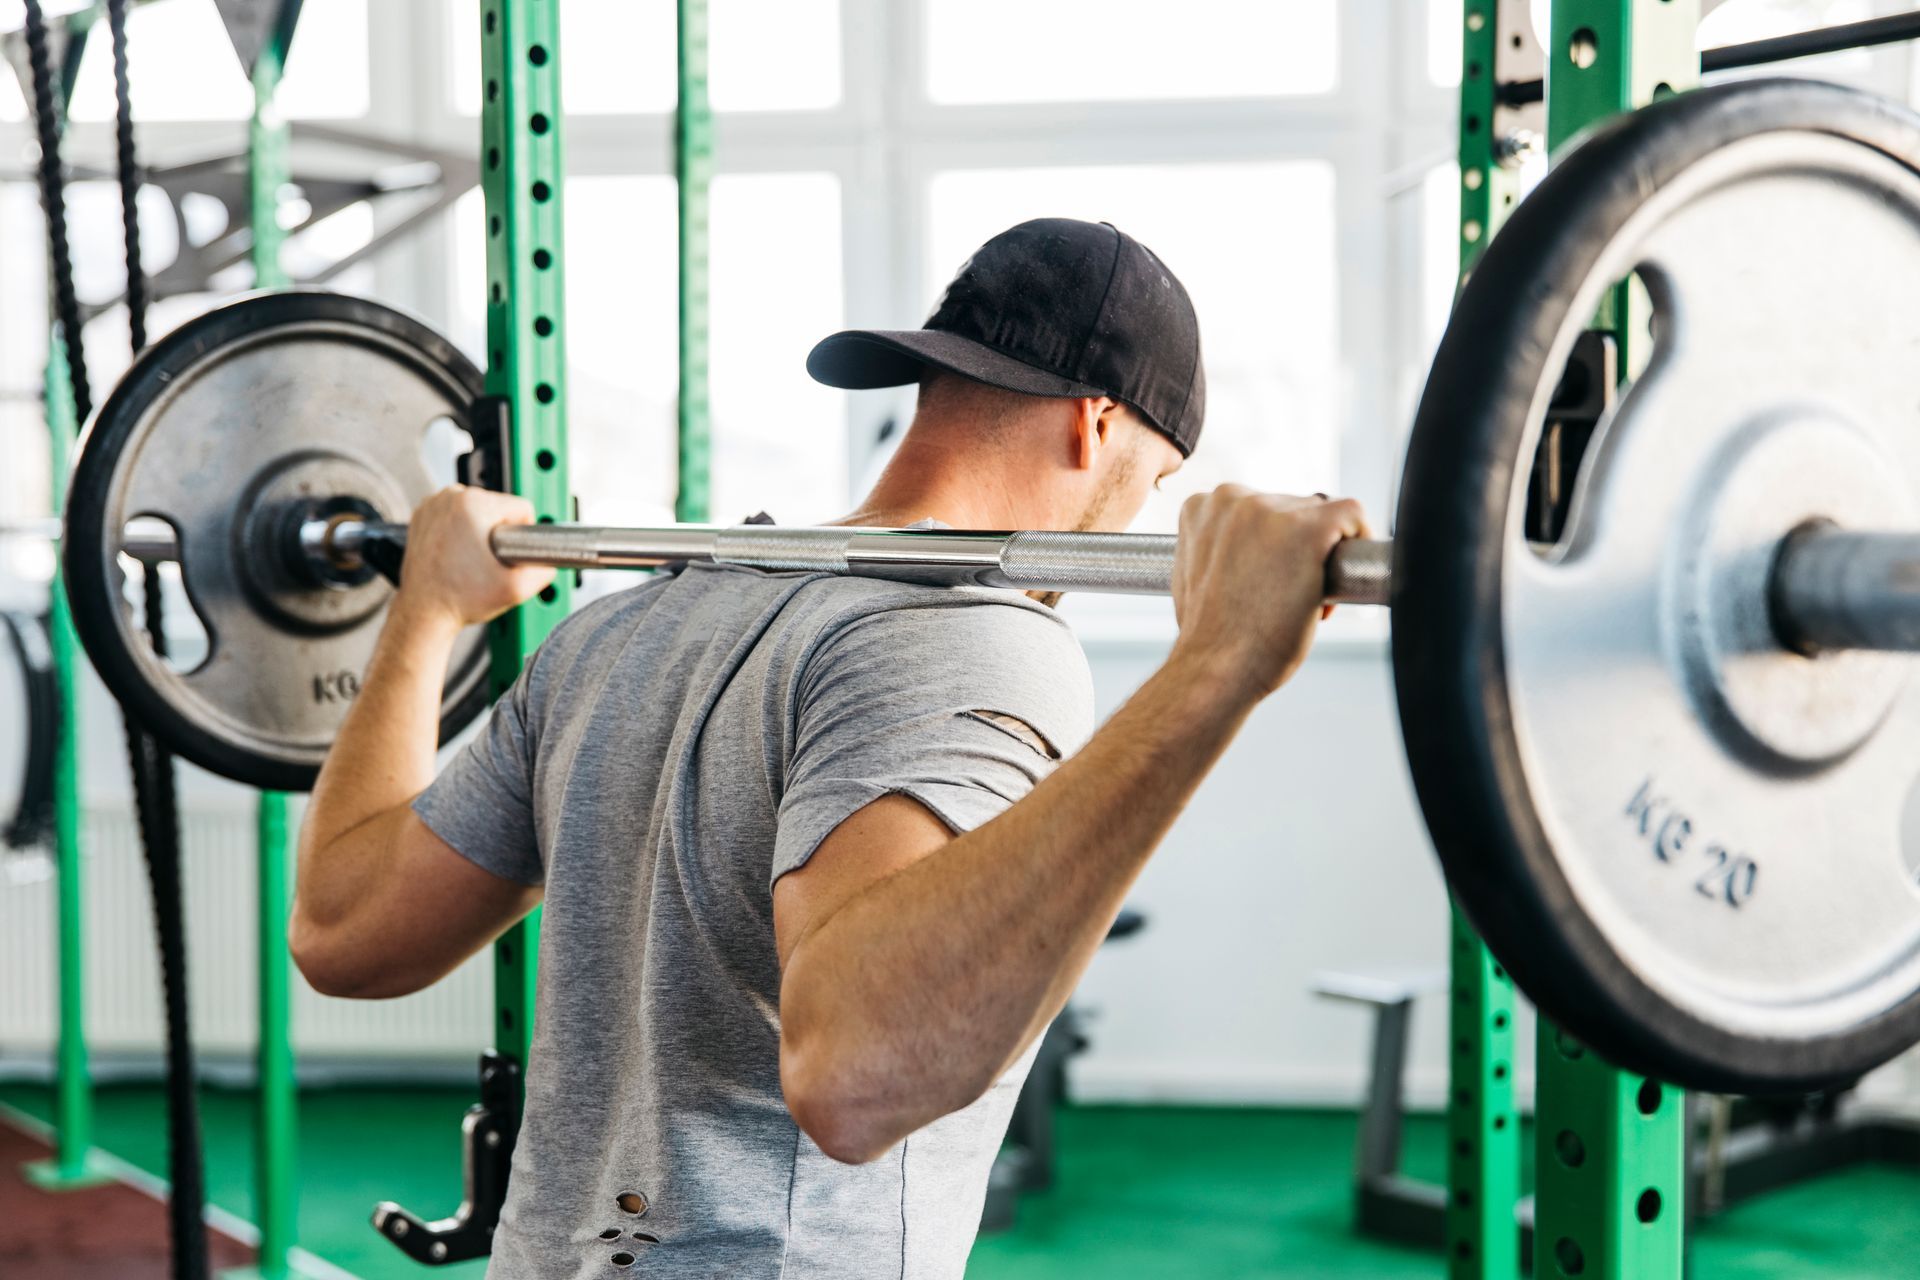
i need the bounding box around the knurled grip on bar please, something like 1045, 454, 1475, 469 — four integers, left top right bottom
993, 531, 1177, 594
488, 523, 1398, 603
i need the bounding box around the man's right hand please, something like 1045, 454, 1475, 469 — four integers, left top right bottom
1168, 486, 1370, 701
393, 485, 556, 630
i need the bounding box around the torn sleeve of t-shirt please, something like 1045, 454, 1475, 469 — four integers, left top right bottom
769, 599, 1095, 890
413, 660, 545, 887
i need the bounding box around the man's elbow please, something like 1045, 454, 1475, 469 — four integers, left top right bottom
290, 915, 404, 999
781, 1038, 996, 1165
290, 926, 365, 998
781, 1046, 907, 1166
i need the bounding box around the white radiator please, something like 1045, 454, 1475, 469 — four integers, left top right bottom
0, 805, 492, 1070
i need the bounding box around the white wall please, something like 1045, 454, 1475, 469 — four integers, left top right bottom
1067, 631, 1468, 1106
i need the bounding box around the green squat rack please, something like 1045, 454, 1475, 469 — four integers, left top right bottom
370, 0, 574, 1258
20, 4, 113, 1199
1448, 4, 1699, 1279
476, 0, 574, 1138
1445, 6, 1527, 1268
676, 0, 713, 526
235, 4, 305, 1275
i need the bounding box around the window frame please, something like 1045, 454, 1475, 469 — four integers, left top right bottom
0, 1, 1451, 637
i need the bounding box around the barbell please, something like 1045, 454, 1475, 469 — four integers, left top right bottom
54, 78, 1920, 1095
84, 506, 1920, 639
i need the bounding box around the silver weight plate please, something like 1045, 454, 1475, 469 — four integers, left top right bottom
64, 292, 491, 792
1395, 80, 1920, 1093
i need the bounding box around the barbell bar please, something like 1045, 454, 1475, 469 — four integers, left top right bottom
29, 510, 1920, 656
269, 513, 1920, 658
37, 507, 1920, 656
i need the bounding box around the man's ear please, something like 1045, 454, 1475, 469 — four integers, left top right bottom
1071, 397, 1122, 470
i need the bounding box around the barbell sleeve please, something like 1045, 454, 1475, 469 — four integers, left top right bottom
3, 515, 174, 560
1769, 526, 1920, 654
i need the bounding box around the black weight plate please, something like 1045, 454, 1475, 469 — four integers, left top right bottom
1395, 79, 1920, 1095
64, 291, 493, 792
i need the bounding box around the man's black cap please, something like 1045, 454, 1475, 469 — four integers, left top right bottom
806, 218, 1205, 456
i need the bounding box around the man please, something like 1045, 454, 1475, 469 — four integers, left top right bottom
290, 218, 1366, 1277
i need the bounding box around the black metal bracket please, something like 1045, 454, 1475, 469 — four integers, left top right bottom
1526, 330, 1616, 545
371, 1051, 520, 1265
460, 395, 515, 494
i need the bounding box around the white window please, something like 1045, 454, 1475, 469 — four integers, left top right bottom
926, 0, 1338, 103
0, 57, 22, 122
448, 0, 840, 115
66, 0, 369, 122
453, 179, 676, 523
450, 173, 845, 528
710, 172, 847, 522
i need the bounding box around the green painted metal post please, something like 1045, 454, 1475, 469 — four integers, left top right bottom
204, 7, 322, 1267
44, 349, 92, 1178
24, 13, 112, 1195
23, 340, 111, 1193
480, 0, 573, 1092
249, 788, 295, 1280
675, 0, 713, 525
251, 49, 291, 290
1444, 7, 1525, 1277
1446, 914, 1520, 1280
235, 26, 301, 1280
1532, 4, 1698, 1279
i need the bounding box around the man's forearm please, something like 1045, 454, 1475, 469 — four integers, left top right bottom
296, 598, 463, 925
780, 650, 1258, 1157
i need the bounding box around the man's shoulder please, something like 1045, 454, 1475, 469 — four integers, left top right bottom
518, 576, 673, 681
798, 582, 1095, 734
801, 578, 1087, 666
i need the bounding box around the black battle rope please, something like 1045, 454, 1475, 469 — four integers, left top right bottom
108, 0, 147, 351
25, 4, 208, 1278
105, 2, 205, 1275
105, 3, 206, 1277
21, 0, 90, 421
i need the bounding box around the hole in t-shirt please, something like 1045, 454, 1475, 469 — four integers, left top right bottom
609, 1251, 636, 1268
596, 1228, 621, 1241
615, 1191, 649, 1216
632, 1232, 660, 1243
961, 710, 1059, 760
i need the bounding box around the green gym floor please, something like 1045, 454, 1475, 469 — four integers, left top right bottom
3, 1083, 1918, 1278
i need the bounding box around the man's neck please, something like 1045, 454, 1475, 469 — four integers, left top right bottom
833, 455, 1032, 531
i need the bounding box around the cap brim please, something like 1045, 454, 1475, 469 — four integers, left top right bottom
806, 329, 1106, 399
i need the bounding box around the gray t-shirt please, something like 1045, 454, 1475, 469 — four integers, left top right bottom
414, 561, 1095, 1279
